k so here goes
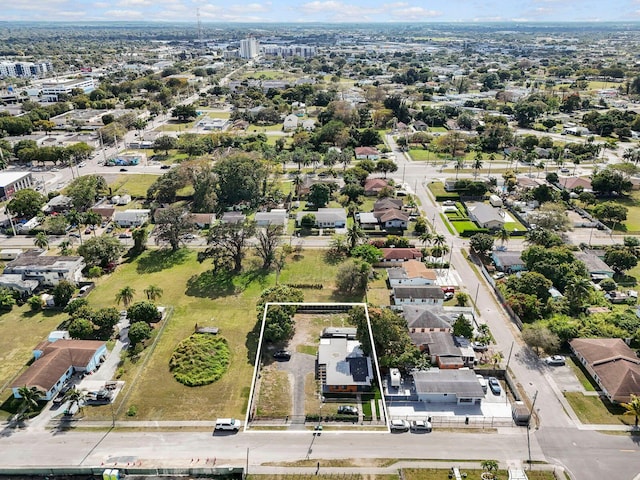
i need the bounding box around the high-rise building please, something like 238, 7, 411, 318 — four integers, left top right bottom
0, 60, 53, 78
239, 38, 259, 59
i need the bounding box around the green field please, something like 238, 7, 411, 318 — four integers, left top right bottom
109, 174, 160, 198
563, 392, 632, 425
79, 248, 362, 421
408, 149, 431, 161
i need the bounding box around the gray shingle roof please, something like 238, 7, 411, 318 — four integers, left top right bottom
412, 369, 485, 397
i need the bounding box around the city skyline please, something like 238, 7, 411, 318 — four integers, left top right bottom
3, 0, 640, 23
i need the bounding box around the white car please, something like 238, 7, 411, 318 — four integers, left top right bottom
410, 420, 432, 432
493, 272, 505, 280
390, 419, 410, 432
545, 355, 566, 366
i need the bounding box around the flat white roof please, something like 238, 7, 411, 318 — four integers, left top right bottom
0, 171, 31, 187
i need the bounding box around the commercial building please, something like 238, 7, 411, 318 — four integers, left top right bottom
0, 60, 53, 78
0, 171, 34, 200
41, 77, 95, 101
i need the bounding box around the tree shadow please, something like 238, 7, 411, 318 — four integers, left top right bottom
245, 317, 262, 366
185, 269, 238, 299
323, 250, 345, 265
136, 248, 190, 274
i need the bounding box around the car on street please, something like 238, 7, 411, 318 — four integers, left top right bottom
545, 355, 566, 366
273, 350, 292, 360
488, 377, 501, 395
78, 162, 86, 167
337, 405, 358, 415
390, 419, 410, 432
120, 168, 128, 172
160, 165, 171, 169
118, 233, 132, 238
560, 168, 570, 173
410, 420, 432, 432
472, 342, 488, 352
69, 233, 80, 238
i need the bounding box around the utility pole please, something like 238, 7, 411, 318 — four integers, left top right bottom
527, 390, 538, 470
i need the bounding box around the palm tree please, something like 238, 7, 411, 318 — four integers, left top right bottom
345, 223, 365, 250
622, 394, 640, 427
34, 231, 49, 250
115, 286, 136, 308
472, 152, 483, 179
481, 460, 499, 479
497, 228, 510, 246
144, 285, 164, 301
65, 209, 83, 245
487, 153, 496, 175
565, 276, 593, 313
16, 386, 42, 421
63, 388, 87, 414
83, 211, 102, 237
58, 239, 72, 256
419, 232, 433, 248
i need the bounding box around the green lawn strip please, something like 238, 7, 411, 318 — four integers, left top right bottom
563, 392, 632, 425
439, 213, 456, 235
408, 149, 432, 161
566, 357, 597, 392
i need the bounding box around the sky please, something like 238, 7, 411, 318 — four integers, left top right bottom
3, 0, 640, 23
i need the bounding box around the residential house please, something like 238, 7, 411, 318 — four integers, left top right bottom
44, 195, 73, 214
89, 206, 115, 222
302, 119, 316, 131
187, 213, 216, 229
403, 305, 453, 333
379, 248, 423, 266
468, 204, 505, 230
409, 331, 474, 368
561, 177, 592, 191
374, 198, 403, 211
393, 286, 444, 306
354, 146, 380, 160
376, 208, 409, 229
357, 212, 378, 229
388, 260, 437, 287
0, 274, 39, 296
444, 178, 458, 192
364, 178, 389, 196
411, 369, 485, 405
569, 338, 640, 403
283, 114, 299, 131
113, 209, 150, 227
255, 209, 288, 228
575, 251, 615, 280
492, 251, 526, 273
321, 327, 357, 339
2, 252, 85, 288
11, 338, 107, 401
296, 208, 347, 228
317, 336, 373, 394
221, 211, 246, 224
413, 120, 428, 131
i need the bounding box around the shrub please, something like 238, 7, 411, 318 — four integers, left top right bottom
126, 406, 137, 417
169, 334, 230, 387
27, 295, 43, 311
87, 266, 103, 278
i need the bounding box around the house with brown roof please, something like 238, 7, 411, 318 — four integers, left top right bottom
378, 247, 423, 266
388, 259, 437, 287
374, 198, 403, 211
569, 338, 640, 403
355, 146, 380, 160
376, 208, 409, 229
364, 178, 389, 196
11, 338, 107, 400
89, 206, 115, 221
561, 176, 592, 191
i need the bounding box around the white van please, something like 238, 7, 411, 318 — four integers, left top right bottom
476, 375, 488, 394
215, 418, 242, 431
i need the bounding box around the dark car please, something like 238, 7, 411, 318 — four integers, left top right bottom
488, 376, 501, 395
120, 168, 128, 172
160, 165, 171, 169
273, 350, 292, 360
69, 233, 80, 238
337, 405, 358, 415
118, 233, 132, 239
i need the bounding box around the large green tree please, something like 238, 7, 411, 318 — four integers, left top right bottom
200, 220, 256, 273
66, 175, 107, 211
154, 205, 194, 252
78, 235, 124, 268
212, 154, 267, 208
7, 189, 46, 218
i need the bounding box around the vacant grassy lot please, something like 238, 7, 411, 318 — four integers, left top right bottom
86, 248, 362, 421
0, 306, 66, 410
427, 182, 459, 200
408, 148, 431, 161
255, 363, 291, 418
109, 174, 159, 199
563, 392, 632, 425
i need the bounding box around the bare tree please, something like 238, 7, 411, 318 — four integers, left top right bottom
255, 224, 283, 270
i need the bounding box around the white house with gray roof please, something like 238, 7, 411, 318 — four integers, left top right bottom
412, 369, 485, 405
317, 336, 373, 394
296, 208, 347, 228
468, 203, 505, 230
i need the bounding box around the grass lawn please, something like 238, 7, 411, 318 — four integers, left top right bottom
408, 149, 432, 161
503, 220, 527, 233
254, 363, 291, 418
566, 357, 598, 392
82, 248, 360, 421
563, 392, 632, 425
0, 305, 66, 412
109, 174, 159, 199
155, 121, 196, 132
451, 220, 480, 234
427, 182, 459, 200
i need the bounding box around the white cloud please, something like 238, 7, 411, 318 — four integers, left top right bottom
300, 1, 382, 17
116, 0, 154, 6
104, 9, 145, 18
388, 6, 441, 19
227, 2, 272, 13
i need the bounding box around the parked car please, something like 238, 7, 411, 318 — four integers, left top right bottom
78, 162, 86, 167
444, 292, 454, 301
390, 419, 410, 432
69, 233, 80, 238
337, 405, 358, 415
120, 168, 128, 172
472, 342, 488, 352
214, 418, 241, 431
545, 355, 566, 366
410, 420, 432, 432
160, 165, 171, 169
560, 168, 570, 173
118, 233, 132, 239
273, 350, 292, 360
488, 377, 501, 395
492, 272, 505, 280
